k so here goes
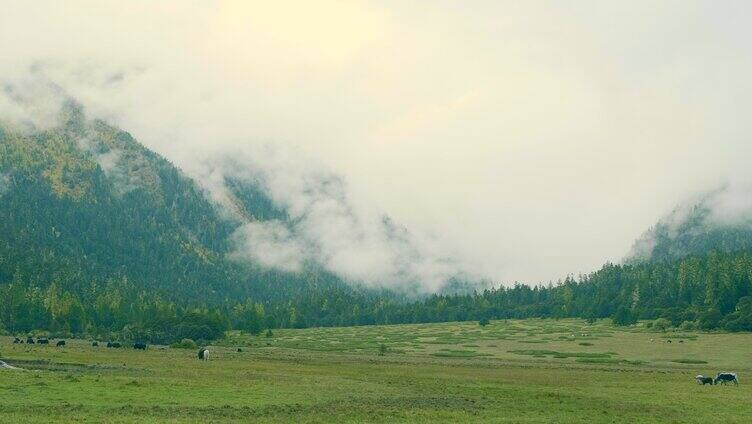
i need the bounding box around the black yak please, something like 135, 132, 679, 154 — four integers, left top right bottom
715, 372, 739, 386
695, 375, 714, 385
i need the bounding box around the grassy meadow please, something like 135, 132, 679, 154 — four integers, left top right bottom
1, 318, 750, 423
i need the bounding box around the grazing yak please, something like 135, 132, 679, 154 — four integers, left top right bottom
56, 340, 66, 347
198, 347, 209, 361
695, 375, 714, 385
38, 338, 49, 345
13, 337, 21, 344
714, 372, 739, 386
92, 341, 99, 347
107, 342, 122, 348
26, 337, 35, 344
133, 342, 147, 350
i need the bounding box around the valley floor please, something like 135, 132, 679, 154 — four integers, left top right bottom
1, 319, 750, 423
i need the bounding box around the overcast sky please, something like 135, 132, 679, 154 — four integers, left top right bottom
2, 1, 752, 286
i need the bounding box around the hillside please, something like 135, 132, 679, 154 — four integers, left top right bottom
628, 186, 752, 263
0, 103, 398, 341
1, 103, 236, 301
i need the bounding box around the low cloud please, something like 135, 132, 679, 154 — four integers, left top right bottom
77, 137, 136, 195
703, 182, 752, 225
627, 181, 752, 261
3, 2, 752, 285
0, 74, 68, 132
231, 220, 306, 273
0, 81, 471, 292
203, 150, 470, 292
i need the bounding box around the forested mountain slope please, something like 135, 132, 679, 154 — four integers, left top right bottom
390, 195, 752, 332
0, 104, 395, 341
1, 104, 236, 302
628, 186, 752, 263
398, 250, 752, 332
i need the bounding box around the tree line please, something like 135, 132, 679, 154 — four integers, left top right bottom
3, 249, 752, 343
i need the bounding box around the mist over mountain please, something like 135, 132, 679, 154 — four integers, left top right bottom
3, 94, 752, 341
0, 75, 473, 294
0, 98, 456, 338
8, 1, 752, 285
628, 183, 752, 263
3, 2, 752, 342
1, 102, 241, 300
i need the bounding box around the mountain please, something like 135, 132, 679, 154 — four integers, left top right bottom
627, 186, 752, 263
365, 193, 752, 333
0, 103, 401, 341
3, 101, 751, 340
1, 103, 232, 301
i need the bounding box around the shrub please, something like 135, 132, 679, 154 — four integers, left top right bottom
170, 338, 197, 349
698, 309, 722, 330
479, 318, 490, 327
680, 320, 697, 331
378, 343, 388, 356
612, 306, 637, 326
660, 307, 685, 327
653, 318, 671, 332
722, 297, 752, 332
723, 315, 752, 332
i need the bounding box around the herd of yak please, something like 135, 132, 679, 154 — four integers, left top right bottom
695, 373, 740, 386
13, 336, 135, 349
12, 337, 210, 360
7, 337, 741, 384
13, 336, 66, 347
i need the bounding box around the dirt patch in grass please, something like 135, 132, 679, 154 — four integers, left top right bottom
671, 358, 708, 364
575, 358, 644, 365
660, 334, 698, 340
508, 350, 614, 359
431, 350, 492, 358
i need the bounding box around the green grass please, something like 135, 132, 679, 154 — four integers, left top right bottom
1, 318, 751, 423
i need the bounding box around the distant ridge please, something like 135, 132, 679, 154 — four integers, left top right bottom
627, 185, 752, 263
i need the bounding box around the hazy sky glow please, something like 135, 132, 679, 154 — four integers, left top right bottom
2, 1, 752, 286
